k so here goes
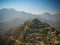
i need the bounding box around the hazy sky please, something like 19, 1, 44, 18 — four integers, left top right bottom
0, 0, 60, 14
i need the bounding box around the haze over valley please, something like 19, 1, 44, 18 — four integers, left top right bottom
0, 8, 60, 34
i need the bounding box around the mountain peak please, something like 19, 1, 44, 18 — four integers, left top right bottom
23, 18, 43, 27
26, 18, 40, 23
0, 19, 60, 45
0, 8, 16, 12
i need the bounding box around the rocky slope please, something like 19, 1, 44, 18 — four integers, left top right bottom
0, 19, 60, 45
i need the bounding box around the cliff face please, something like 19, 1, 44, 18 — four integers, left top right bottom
0, 19, 60, 45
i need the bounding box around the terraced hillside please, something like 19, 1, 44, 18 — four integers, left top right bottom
0, 19, 60, 45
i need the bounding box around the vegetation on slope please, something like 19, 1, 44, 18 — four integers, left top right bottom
0, 18, 60, 45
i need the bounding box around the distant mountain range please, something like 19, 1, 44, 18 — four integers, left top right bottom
0, 19, 60, 45
0, 8, 60, 34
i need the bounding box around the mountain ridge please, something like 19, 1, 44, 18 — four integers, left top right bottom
0, 18, 60, 45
